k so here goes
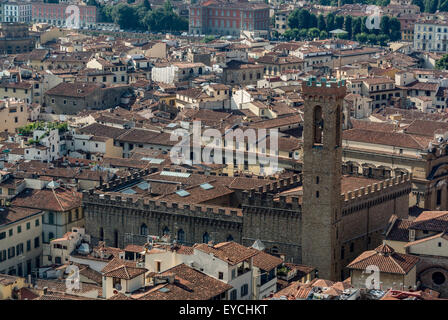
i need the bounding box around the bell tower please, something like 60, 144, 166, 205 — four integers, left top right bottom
301, 77, 346, 281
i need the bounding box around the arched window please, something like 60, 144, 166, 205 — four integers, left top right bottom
313, 105, 323, 145
226, 234, 234, 242
140, 223, 148, 236
99, 227, 104, 241
203, 232, 210, 243
177, 229, 185, 244
198, 67, 203, 75
162, 226, 170, 236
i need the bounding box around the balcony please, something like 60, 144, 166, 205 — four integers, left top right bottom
237, 266, 251, 277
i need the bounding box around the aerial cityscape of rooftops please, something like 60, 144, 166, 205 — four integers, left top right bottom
0, 0, 448, 303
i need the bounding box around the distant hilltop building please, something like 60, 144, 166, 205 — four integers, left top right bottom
189, 0, 270, 37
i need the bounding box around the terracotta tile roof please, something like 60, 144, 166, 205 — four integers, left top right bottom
45, 82, 104, 98
342, 128, 431, 150
139, 264, 232, 300
310, 278, 334, 288
386, 218, 412, 242
34, 279, 102, 297
11, 188, 82, 212
410, 211, 448, 232
101, 256, 138, 274
271, 281, 313, 300
103, 265, 147, 280
37, 292, 100, 300
76, 264, 102, 285
403, 120, 448, 137
249, 249, 283, 271
108, 292, 134, 300
78, 123, 127, 139
341, 175, 381, 194
124, 244, 145, 253
18, 287, 39, 300
346, 244, 419, 275
193, 241, 257, 266
350, 119, 396, 132
0, 206, 42, 227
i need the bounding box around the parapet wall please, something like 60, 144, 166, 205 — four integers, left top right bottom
82, 190, 243, 222
341, 173, 412, 204
301, 77, 347, 100
242, 173, 302, 210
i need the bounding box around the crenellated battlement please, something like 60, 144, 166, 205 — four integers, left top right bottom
341, 173, 412, 203
241, 173, 302, 210
100, 168, 152, 191
302, 77, 347, 100
82, 190, 243, 221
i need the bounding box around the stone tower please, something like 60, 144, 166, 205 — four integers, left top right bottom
301, 77, 346, 281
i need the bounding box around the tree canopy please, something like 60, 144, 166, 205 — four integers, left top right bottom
283, 8, 401, 46
94, 0, 188, 32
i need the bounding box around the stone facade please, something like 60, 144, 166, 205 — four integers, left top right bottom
301, 79, 346, 280
82, 79, 413, 282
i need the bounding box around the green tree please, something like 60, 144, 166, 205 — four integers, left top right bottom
202, 35, 215, 43
288, 9, 311, 29
317, 14, 326, 31
335, 15, 344, 29
424, 0, 438, 12
436, 54, 448, 70
361, 16, 369, 33
440, 0, 448, 11
309, 14, 318, 29
299, 28, 309, 39
142, 0, 151, 10
367, 33, 378, 45
389, 17, 401, 41
380, 15, 390, 37
320, 30, 328, 39
344, 15, 352, 39
308, 27, 321, 39
412, 0, 425, 10
352, 17, 362, 37
377, 34, 390, 46
326, 13, 335, 32
355, 32, 368, 43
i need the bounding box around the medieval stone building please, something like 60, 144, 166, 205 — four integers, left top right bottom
82, 78, 412, 281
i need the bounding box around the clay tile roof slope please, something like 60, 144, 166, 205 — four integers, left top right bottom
193, 241, 257, 265
342, 128, 431, 149
410, 211, 448, 232
139, 264, 232, 300
249, 248, 283, 271
346, 244, 419, 274
386, 218, 412, 242
11, 188, 81, 212
103, 265, 148, 280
